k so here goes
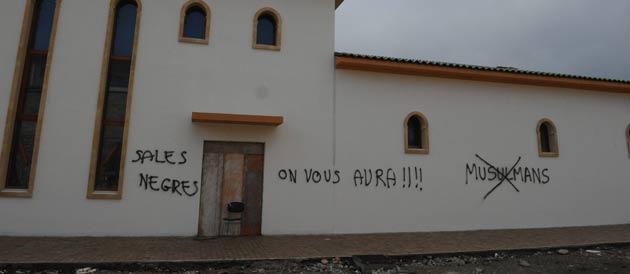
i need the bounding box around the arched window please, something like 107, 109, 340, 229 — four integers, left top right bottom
537, 119, 559, 157
0, 0, 61, 197
88, 0, 141, 199
404, 112, 429, 154
253, 8, 282, 51
179, 0, 210, 44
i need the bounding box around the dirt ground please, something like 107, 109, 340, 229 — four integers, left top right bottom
3, 245, 630, 274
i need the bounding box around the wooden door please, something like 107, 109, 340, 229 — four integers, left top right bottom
198, 142, 264, 237
241, 154, 264, 236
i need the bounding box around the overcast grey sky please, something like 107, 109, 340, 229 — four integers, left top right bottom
335, 0, 630, 80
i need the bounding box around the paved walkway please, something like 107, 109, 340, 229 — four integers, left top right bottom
1, 224, 630, 264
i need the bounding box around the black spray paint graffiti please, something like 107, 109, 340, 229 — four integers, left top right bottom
467, 154, 550, 200
139, 173, 199, 197
132, 149, 199, 197
278, 169, 341, 184
131, 150, 188, 165
277, 167, 424, 192
354, 167, 423, 191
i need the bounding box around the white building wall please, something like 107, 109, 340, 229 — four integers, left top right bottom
0, 0, 336, 236
330, 70, 630, 233
1, 0, 629, 237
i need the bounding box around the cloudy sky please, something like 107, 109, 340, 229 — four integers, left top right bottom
335, 0, 630, 80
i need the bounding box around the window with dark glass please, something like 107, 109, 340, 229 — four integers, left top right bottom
183, 6, 206, 39
93, 0, 138, 193
4, 0, 57, 190
539, 123, 551, 153
256, 13, 277, 46
407, 116, 422, 149
404, 112, 429, 154
253, 8, 281, 50
537, 119, 558, 157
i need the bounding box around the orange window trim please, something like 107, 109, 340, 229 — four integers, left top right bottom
403, 112, 429, 155
536, 118, 559, 158
252, 7, 282, 51
178, 0, 211, 45
0, 0, 63, 198
87, 0, 142, 200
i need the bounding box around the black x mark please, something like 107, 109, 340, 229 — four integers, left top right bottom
475, 154, 521, 200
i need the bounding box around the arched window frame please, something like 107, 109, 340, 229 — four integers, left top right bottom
87, 0, 142, 200
536, 118, 559, 158
179, 0, 211, 45
252, 7, 282, 51
0, 0, 62, 198
404, 112, 429, 154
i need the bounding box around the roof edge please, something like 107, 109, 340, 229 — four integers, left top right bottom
335, 53, 630, 94
335, 0, 344, 9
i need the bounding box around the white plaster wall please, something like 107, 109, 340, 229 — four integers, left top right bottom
0, 0, 336, 236
0, 1, 26, 173
330, 70, 630, 234
1, 0, 629, 237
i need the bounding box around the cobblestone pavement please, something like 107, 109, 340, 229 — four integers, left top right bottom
1, 224, 630, 265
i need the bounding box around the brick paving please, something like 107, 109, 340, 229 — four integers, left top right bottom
1, 224, 630, 264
